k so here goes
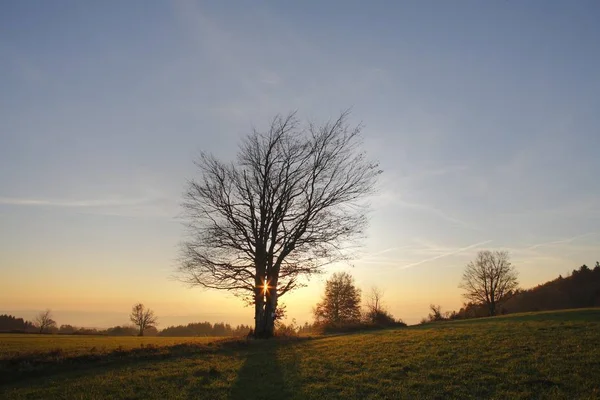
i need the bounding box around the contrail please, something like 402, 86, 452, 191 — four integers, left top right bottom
0, 196, 149, 208
399, 240, 492, 270
524, 232, 597, 251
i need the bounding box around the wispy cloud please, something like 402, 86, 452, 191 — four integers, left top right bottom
523, 232, 598, 251
369, 246, 404, 256
0, 197, 149, 208
395, 198, 478, 230
400, 165, 468, 184
0, 196, 180, 220
398, 240, 492, 270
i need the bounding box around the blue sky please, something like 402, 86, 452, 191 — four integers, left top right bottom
1, 1, 599, 326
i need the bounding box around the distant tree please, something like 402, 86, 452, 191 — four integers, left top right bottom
366, 287, 384, 315
143, 326, 159, 336
274, 303, 287, 327
314, 272, 362, 326
75, 327, 104, 335
129, 303, 158, 336
428, 304, 444, 322
274, 317, 299, 337
159, 321, 249, 337
178, 111, 381, 338
459, 250, 519, 316
232, 324, 252, 336
297, 321, 314, 335
213, 322, 227, 336
364, 287, 396, 325
595, 262, 600, 272
34, 309, 57, 333
58, 324, 77, 334
106, 325, 138, 336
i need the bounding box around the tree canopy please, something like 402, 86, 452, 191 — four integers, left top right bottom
459, 250, 519, 316
314, 272, 362, 326
179, 111, 381, 337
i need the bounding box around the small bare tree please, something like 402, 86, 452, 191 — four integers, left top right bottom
364, 286, 396, 325
459, 250, 519, 316
428, 304, 444, 321
34, 309, 57, 333
179, 111, 381, 338
366, 287, 384, 315
129, 303, 158, 336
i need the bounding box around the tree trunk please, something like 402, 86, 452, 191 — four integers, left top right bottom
253, 283, 277, 339
265, 288, 277, 337
489, 301, 496, 317
253, 286, 266, 338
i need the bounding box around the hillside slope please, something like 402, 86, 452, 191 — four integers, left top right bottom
453, 264, 600, 319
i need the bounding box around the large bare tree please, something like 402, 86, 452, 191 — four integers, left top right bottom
129, 303, 158, 336
459, 250, 519, 316
179, 111, 381, 338
34, 309, 57, 333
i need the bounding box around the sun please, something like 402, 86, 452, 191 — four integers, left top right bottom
260, 279, 272, 294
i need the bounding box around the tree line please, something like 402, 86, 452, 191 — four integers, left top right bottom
159, 322, 252, 337
0, 304, 250, 337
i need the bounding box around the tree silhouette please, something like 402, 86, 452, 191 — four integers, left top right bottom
129, 303, 158, 336
428, 304, 444, 322
34, 309, 56, 333
364, 287, 396, 325
179, 111, 380, 338
314, 272, 362, 326
459, 250, 519, 316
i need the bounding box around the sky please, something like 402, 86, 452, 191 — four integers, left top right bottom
1, 1, 599, 327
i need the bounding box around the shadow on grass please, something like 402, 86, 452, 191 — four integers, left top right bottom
0, 339, 253, 386
225, 340, 305, 400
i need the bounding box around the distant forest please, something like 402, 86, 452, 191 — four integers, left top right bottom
449, 262, 600, 319
0, 315, 35, 332
0, 316, 253, 337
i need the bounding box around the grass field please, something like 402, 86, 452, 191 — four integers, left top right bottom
1, 308, 599, 399
0, 334, 219, 359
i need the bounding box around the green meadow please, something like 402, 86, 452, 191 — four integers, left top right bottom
2, 308, 599, 399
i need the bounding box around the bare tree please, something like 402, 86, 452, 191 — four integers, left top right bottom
428, 304, 444, 322
459, 250, 519, 316
34, 309, 57, 333
364, 286, 396, 325
129, 303, 158, 336
314, 272, 362, 325
179, 111, 381, 338
365, 286, 384, 315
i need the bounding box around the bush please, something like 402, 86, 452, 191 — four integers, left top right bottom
274, 323, 299, 337
365, 309, 398, 326
315, 320, 406, 334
